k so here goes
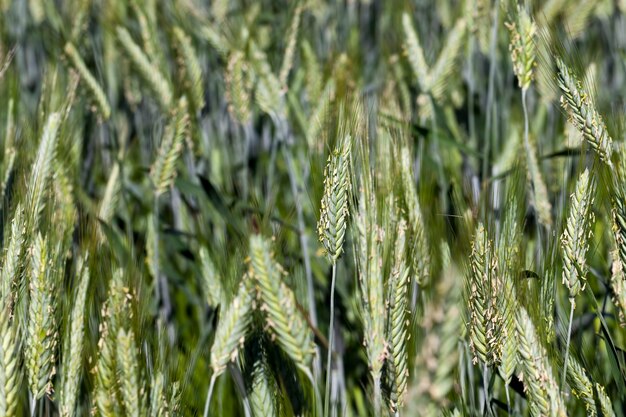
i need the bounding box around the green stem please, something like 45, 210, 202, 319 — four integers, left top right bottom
324, 263, 337, 417
562, 300, 575, 392
203, 374, 217, 417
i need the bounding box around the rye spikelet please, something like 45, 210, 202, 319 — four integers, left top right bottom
609, 249, 626, 326
561, 168, 595, 300
0, 303, 20, 417
151, 96, 190, 197
27, 112, 61, 231
525, 135, 553, 230
402, 12, 429, 90
279, 4, 303, 88
225, 50, 251, 124
566, 358, 596, 417
516, 307, 566, 417
210, 277, 254, 375
116, 328, 145, 417
199, 247, 225, 308
399, 145, 429, 285
25, 234, 58, 400
172, 27, 205, 113
595, 383, 616, 417
467, 223, 504, 366
94, 271, 128, 416
59, 255, 90, 417
405, 263, 460, 417
386, 219, 410, 412
250, 44, 283, 116
506, 6, 536, 91
318, 134, 352, 262
353, 189, 387, 399
246, 344, 278, 417
0, 205, 24, 305
428, 17, 467, 102
556, 58, 613, 165
64, 42, 111, 120
249, 235, 315, 369
116, 26, 173, 111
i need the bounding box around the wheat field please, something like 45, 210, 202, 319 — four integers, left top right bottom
0, 0, 625, 416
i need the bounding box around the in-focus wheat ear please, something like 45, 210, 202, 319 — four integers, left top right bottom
561, 168, 595, 301
209, 277, 254, 375
59, 255, 90, 417
318, 134, 352, 262
467, 223, 504, 366
0, 302, 20, 417
561, 168, 595, 389
249, 235, 315, 370
556, 58, 613, 166
26, 233, 58, 401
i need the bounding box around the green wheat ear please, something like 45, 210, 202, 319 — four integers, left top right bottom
59, 255, 90, 417
516, 307, 566, 417
467, 223, 504, 366
210, 277, 254, 375
506, 6, 537, 92
318, 134, 352, 263
556, 58, 613, 166
64, 42, 111, 120
0, 301, 20, 417
561, 168, 595, 300
26, 233, 58, 400
150, 96, 190, 197
248, 235, 315, 370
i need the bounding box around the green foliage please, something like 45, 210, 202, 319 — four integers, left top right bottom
0, 1, 625, 416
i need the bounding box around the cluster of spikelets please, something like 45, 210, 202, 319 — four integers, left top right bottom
1, 0, 626, 416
